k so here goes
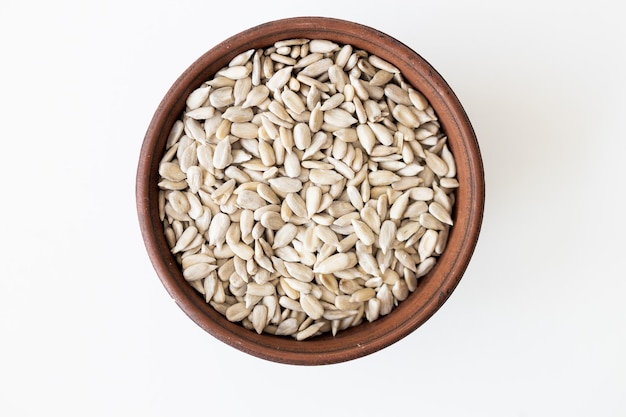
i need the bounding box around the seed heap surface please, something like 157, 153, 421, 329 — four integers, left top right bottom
157, 39, 458, 339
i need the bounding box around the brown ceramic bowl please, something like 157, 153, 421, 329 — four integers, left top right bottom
136, 16, 484, 365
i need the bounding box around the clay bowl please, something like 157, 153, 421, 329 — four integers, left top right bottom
136, 16, 484, 365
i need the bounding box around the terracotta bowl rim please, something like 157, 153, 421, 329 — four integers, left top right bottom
136, 16, 485, 366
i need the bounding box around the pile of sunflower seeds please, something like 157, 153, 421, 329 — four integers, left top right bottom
157, 38, 458, 340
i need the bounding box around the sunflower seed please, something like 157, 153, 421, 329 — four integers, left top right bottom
309, 39, 339, 53
360, 206, 381, 235
306, 186, 322, 218
347, 185, 364, 210
424, 150, 449, 177
260, 211, 285, 230
410, 187, 435, 201
242, 85, 270, 108
274, 318, 299, 336
300, 294, 324, 320
389, 192, 410, 220
384, 84, 411, 105
186, 86, 211, 110
351, 219, 376, 246
300, 58, 333, 78
396, 221, 421, 242
284, 261, 314, 282
368, 55, 399, 73
268, 177, 303, 194
334, 295, 360, 311
250, 305, 268, 334
429, 201, 453, 226
285, 192, 307, 218
379, 220, 396, 255
440, 177, 459, 189
436, 225, 450, 255
368, 170, 400, 186
225, 303, 251, 322
159, 162, 186, 182
369, 69, 395, 87
323, 108, 357, 128
315, 225, 339, 246
350, 288, 376, 303
281, 88, 306, 114
213, 138, 232, 170
236, 190, 266, 210
293, 123, 311, 150
418, 229, 438, 261
295, 321, 325, 341
419, 212, 446, 231
309, 169, 344, 185
392, 104, 420, 128
367, 122, 394, 146
302, 131, 329, 160
408, 88, 428, 110
295, 52, 324, 68
416, 256, 437, 278
271, 223, 296, 250
209, 87, 235, 108
204, 213, 229, 248
217, 65, 251, 80
222, 106, 253, 123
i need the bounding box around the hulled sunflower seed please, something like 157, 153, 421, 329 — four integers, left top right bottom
424, 150, 449, 177
268, 177, 303, 194
351, 219, 376, 246
213, 138, 232, 170
309, 169, 344, 185
225, 303, 251, 322
295, 321, 325, 341
251, 305, 268, 334
186, 86, 211, 110
323, 108, 357, 128
281, 88, 306, 114
379, 220, 396, 255
314, 252, 357, 274
429, 201, 453, 226
300, 294, 324, 320
418, 229, 438, 261
284, 261, 314, 282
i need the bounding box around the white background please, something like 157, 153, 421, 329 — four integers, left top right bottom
1, 0, 624, 415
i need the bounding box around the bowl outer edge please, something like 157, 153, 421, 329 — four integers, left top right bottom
136, 16, 485, 366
